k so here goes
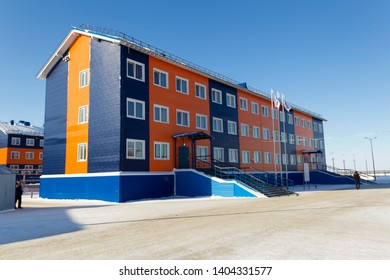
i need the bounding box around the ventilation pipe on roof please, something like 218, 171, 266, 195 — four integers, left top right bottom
10, 120, 14, 125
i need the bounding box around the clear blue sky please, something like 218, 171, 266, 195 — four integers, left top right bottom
1, 0, 389, 171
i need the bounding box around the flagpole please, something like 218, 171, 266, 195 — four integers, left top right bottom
271, 90, 277, 186
282, 94, 289, 188
277, 91, 283, 188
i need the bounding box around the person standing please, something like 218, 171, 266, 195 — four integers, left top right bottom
353, 171, 361, 190
15, 181, 23, 209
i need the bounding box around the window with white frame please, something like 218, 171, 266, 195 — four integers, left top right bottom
264, 152, 272, 164
176, 110, 190, 127
126, 139, 145, 159
242, 151, 250, 164
39, 152, 43, 160
11, 137, 20, 146
11, 151, 20, 159
176, 76, 188, 94
296, 135, 301, 145
214, 147, 224, 162
25, 165, 33, 170
251, 102, 259, 114
78, 105, 88, 124
308, 121, 312, 130
38, 165, 42, 171
239, 97, 248, 111
211, 88, 222, 104
154, 104, 169, 124
154, 142, 169, 160
310, 138, 314, 147
263, 128, 270, 140
288, 114, 294, 124
273, 130, 280, 142
301, 119, 306, 128
297, 155, 303, 165
262, 105, 269, 117
254, 151, 261, 164
295, 116, 300, 126
290, 154, 296, 165
195, 83, 206, 99
127, 59, 145, 82
303, 137, 308, 146
313, 122, 318, 131
228, 148, 238, 163
153, 68, 168, 88
40, 139, 44, 147
196, 146, 208, 161
253, 126, 260, 139
26, 138, 35, 147
77, 143, 87, 162
319, 124, 323, 133
241, 123, 249, 137
212, 117, 223, 133
127, 98, 145, 120
10, 165, 19, 170
282, 154, 288, 165
280, 111, 285, 122
289, 134, 295, 144
196, 114, 207, 130
79, 69, 89, 88
274, 153, 281, 165
272, 108, 278, 120
227, 120, 237, 135
280, 132, 287, 143
226, 93, 236, 108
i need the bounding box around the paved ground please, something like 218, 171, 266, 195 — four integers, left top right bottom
1, 184, 390, 260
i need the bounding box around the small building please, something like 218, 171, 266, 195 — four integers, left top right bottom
37, 25, 326, 202
0, 165, 16, 211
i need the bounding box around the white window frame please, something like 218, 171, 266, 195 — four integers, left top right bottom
301, 119, 306, 128
176, 109, 190, 127
226, 93, 236, 108
290, 154, 297, 165
212, 117, 223, 133
11, 151, 20, 159
154, 141, 170, 160
78, 105, 89, 124
227, 120, 237, 135
251, 102, 259, 114
127, 98, 145, 120
79, 69, 89, 88
10, 165, 19, 170
274, 153, 281, 165
39, 139, 44, 147
153, 68, 169, 88
195, 83, 207, 100
127, 59, 145, 82
262, 105, 269, 117
126, 139, 145, 160
211, 88, 222, 104
26, 138, 35, 147
295, 116, 300, 126
273, 130, 280, 142
282, 154, 288, 165
77, 143, 87, 162
196, 146, 208, 161
39, 152, 43, 160
288, 114, 294, 124
297, 155, 303, 165
254, 151, 262, 164
263, 128, 270, 140
228, 148, 239, 163
154, 104, 169, 124
253, 126, 260, 139
239, 97, 248, 111
26, 152, 34, 160
214, 147, 224, 162
176, 76, 189, 94
241, 123, 249, 137
289, 134, 295, 145
264, 152, 272, 164
25, 165, 33, 170
11, 137, 20, 146
242, 151, 250, 164
196, 114, 208, 130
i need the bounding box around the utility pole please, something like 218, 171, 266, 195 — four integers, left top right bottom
365, 137, 377, 181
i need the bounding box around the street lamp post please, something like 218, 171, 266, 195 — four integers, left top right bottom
365, 137, 377, 181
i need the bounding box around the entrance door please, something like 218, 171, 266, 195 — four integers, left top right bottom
178, 146, 190, 168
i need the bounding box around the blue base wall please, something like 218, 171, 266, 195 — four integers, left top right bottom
288, 171, 354, 185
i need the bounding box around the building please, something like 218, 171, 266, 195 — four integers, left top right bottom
37, 25, 326, 202
0, 121, 44, 173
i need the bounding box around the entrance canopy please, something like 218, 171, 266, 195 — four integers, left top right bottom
302, 149, 323, 154
172, 131, 213, 141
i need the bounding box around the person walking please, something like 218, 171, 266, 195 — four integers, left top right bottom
15, 181, 23, 209
353, 171, 361, 190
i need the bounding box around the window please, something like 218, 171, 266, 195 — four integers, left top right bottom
10, 165, 19, 170
301, 119, 306, 128
319, 124, 323, 133
153, 68, 168, 88
77, 143, 87, 162
303, 137, 308, 146
40, 139, 44, 147
78, 105, 88, 124
282, 154, 288, 165
154, 105, 169, 124
195, 83, 206, 99
242, 151, 250, 164
295, 116, 300, 126
240, 97, 248, 110
297, 155, 303, 165
211, 88, 222, 104
272, 108, 278, 120
296, 135, 301, 145
252, 102, 259, 114
290, 155, 296, 165
263, 128, 270, 140
127, 59, 145, 82
308, 121, 312, 130
176, 110, 190, 127
241, 123, 249, 137
127, 98, 145, 120
25, 165, 33, 170
280, 111, 285, 122
253, 126, 260, 139
262, 105, 269, 117
289, 134, 295, 144
254, 151, 262, 164
154, 142, 169, 160
281, 132, 287, 143
228, 121, 237, 135
226, 93, 236, 108
212, 117, 223, 133
79, 69, 89, 88
273, 130, 280, 142
11, 137, 20, 145
196, 114, 207, 130
264, 152, 272, 164
313, 122, 318, 131
26, 138, 35, 147
310, 138, 314, 147
39, 152, 43, 160
176, 76, 188, 94
214, 147, 224, 162
288, 114, 294, 124
228, 148, 238, 163
11, 151, 20, 159
127, 139, 145, 159
197, 146, 208, 161
274, 153, 281, 165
